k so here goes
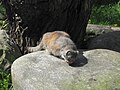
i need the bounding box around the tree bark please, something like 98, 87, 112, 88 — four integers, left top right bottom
2, 0, 95, 54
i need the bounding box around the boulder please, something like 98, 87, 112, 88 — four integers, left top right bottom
86, 24, 113, 35
0, 30, 22, 71
87, 31, 120, 52
11, 49, 120, 90
86, 24, 120, 35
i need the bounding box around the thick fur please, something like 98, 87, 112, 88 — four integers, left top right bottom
27, 31, 79, 64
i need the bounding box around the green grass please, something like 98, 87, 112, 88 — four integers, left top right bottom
89, 1, 120, 26
0, 3, 12, 90
0, 1, 120, 90
0, 69, 12, 90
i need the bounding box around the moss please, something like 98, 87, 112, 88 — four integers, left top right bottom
93, 72, 120, 90
60, 71, 120, 90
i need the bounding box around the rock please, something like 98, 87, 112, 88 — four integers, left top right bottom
11, 49, 120, 90
87, 31, 120, 52
86, 24, 120, 35
0, 30, 22, 71
86, 24, 113, 35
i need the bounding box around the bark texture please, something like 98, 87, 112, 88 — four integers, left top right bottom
2, 0, 94, 54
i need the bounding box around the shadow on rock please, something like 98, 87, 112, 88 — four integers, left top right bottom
70, 53, 88, 67
87, 31, 120, 53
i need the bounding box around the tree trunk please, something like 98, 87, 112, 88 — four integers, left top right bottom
2, 0, 95, 54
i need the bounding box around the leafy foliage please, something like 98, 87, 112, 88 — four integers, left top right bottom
0, 69, 12, 90
89, 1, 120, 26
0, 2, 8, 30
0, 1, 120, 90
0, 2, 12, 90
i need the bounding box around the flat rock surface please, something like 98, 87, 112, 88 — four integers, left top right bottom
11, 49, 120, 90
